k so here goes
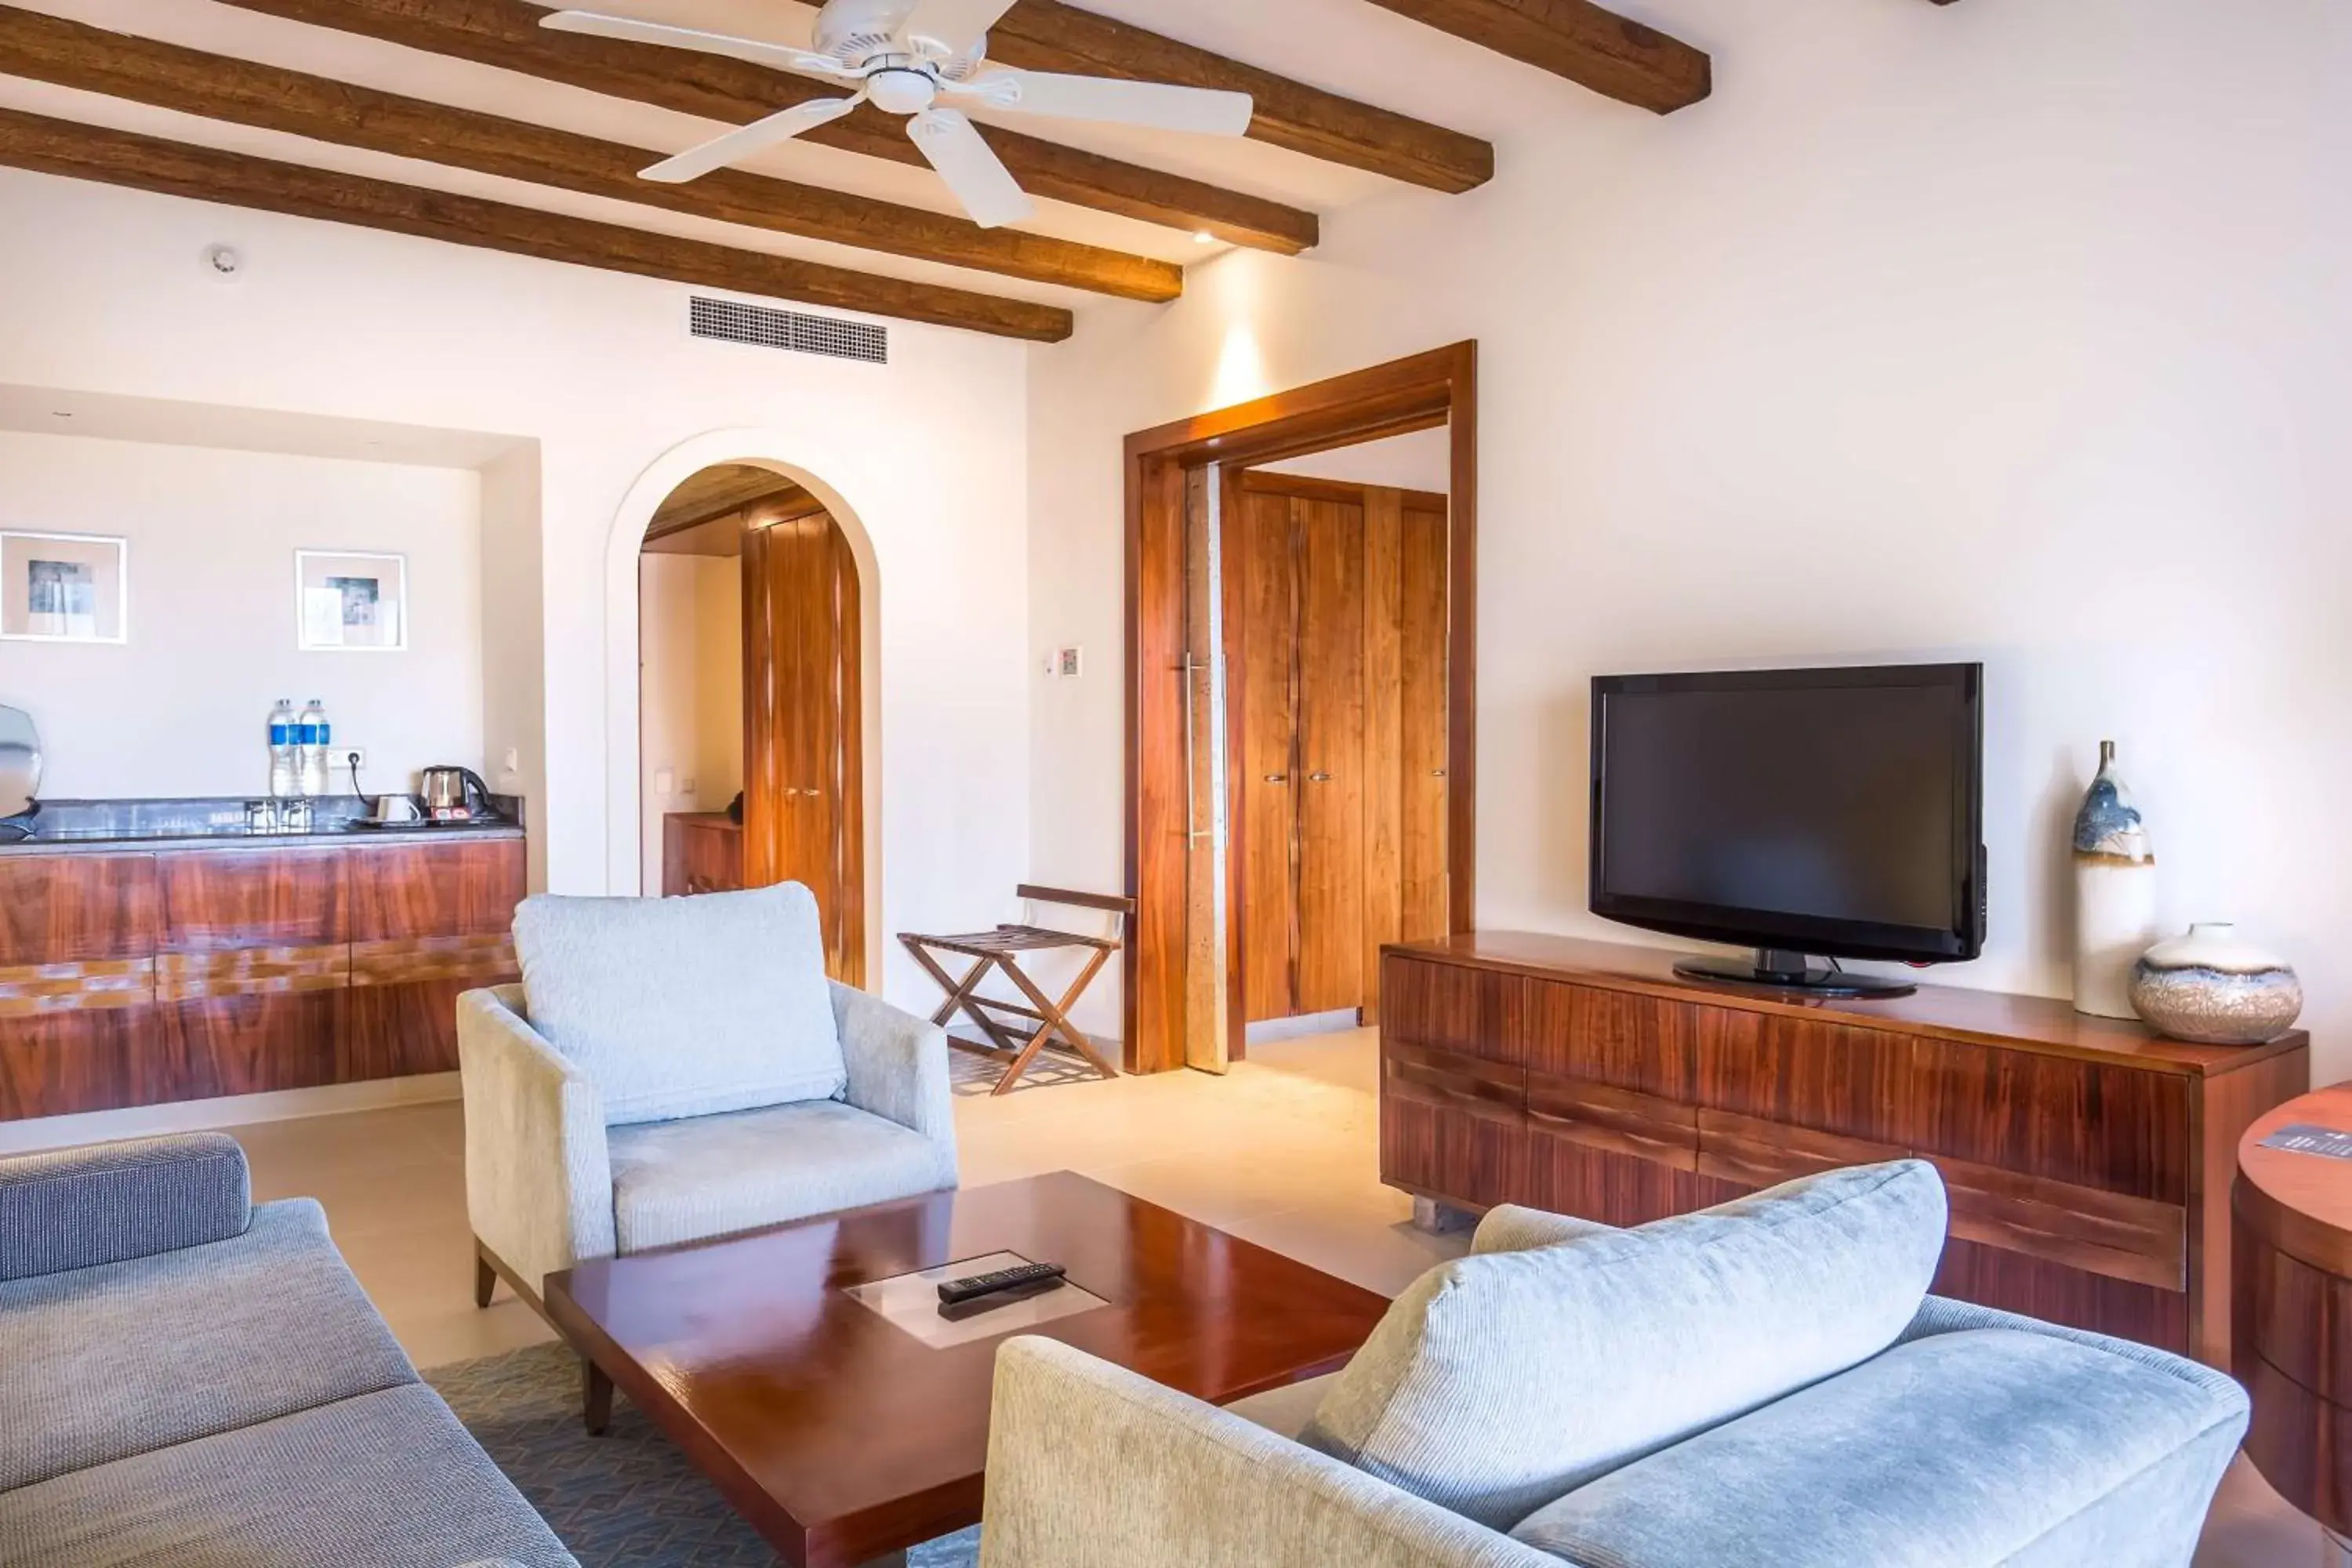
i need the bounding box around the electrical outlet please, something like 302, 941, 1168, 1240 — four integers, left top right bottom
681, 777, 699, 797
340, 746, 368, 772
1057, 645, 1084, 678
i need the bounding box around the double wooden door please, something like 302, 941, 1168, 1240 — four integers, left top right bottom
1237, 473, 1448, 1025
742, 500, 865, 985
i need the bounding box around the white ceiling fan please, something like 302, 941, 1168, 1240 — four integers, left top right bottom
542, 0, 1256, 230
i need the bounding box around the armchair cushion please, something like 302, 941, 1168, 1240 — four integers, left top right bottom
0, 1133, 250, 1283
1508, 1325, 2249, 1567
1300, 1160, 1947, 1530
608, 1099, 957, 1254
512, 884, 846, 1126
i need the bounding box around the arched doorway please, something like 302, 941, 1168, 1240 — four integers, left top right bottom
637, 463, 866, 985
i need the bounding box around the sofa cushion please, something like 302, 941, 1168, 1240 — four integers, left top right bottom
1298, 1160, 1947, 1529
513, 884, 846, 1126
0, 1384, 575, 1567
0, 1200, 416, 1492
1470, 1205, 1612, 1255
608, 1098, 958, 1253
0, 1132, 251, 1283
1508, 1326, 2249, 1566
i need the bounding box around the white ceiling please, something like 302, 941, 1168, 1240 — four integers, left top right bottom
0, 383, 528, 467
0, 0, 1711, 319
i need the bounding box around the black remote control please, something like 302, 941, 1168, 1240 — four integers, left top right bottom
938, 1261, 1066, 1308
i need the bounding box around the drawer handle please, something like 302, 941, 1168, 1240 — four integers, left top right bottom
1308, 771, 1333, 783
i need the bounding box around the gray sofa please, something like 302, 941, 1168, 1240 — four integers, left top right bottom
982, 1161, 2250, 1568
0, 1133, 574, 1567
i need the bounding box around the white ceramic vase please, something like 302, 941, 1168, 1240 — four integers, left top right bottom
2129, 924, 2303, 1045
2072, 741, 2155, 1019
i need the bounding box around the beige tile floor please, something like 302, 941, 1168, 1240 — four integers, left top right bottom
227, 1026, 2318, 1567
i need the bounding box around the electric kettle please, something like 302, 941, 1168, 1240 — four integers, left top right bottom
419, 765, 496, 822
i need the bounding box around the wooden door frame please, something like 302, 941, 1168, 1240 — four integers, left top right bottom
1124, 342, 1478, 1075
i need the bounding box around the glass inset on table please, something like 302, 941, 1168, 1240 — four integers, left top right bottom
840, 1250, 1106, 1349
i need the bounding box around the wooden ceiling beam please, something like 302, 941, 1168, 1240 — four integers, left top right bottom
0, 9, 1178, 303
0, 109, 1073, 342
1352, 0, 1710, 113
985, 1, 1494, 193
205, 0, 1322, 253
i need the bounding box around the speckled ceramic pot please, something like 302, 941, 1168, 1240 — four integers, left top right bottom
2129, 924, 2303, 1046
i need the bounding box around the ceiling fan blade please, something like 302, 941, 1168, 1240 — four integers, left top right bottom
953, 69, 1254, 136
902, 0, 1020, 57
539, 10, 855, 80
641, 96, 864, 183
906, 109, 1035, 230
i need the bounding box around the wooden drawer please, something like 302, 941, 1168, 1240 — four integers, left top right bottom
1523, 980, 1696, 1098
1697, 1012, 1913, 1146
350, 839, 526, 941
1381, 955, 1523, 1065
157, 848, 347, 951
0, 855, 156, 967
1914, 1041, 2190, 1204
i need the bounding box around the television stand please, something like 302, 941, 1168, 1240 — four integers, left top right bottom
1377, 930, 2313, 1368
1674, 948, 1916, 1000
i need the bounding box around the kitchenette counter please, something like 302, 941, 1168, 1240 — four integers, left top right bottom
1, 796, 529, 1121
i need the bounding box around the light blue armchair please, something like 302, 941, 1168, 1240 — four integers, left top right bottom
981, 1162, 2246, 1568
459, 884, 957, 1311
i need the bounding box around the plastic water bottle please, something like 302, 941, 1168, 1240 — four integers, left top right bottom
298, 699, 332, 798
267, 699, 299, 799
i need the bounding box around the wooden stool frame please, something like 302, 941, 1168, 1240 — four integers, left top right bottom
900, 885, 1134, 1096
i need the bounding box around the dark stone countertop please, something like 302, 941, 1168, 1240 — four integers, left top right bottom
0, 795, 525, 855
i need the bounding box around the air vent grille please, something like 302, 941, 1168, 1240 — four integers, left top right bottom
689, 296, 887, 365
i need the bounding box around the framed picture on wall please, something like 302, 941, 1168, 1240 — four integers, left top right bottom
296, 550, 408, 652
0, 531, 129, 644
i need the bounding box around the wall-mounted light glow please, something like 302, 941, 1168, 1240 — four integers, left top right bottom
1191, 230, 1215, 245
1209, 321, 1268, 409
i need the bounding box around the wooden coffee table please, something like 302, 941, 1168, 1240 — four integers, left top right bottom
543, 1171, 1392, 1568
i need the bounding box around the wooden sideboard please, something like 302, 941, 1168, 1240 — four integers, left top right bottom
1381, 931, 2311, 1366
662, 811, 744, 898
0, 833, 525, 1120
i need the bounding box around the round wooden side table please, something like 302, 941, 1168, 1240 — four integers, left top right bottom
2238, 1083, 2352, 1562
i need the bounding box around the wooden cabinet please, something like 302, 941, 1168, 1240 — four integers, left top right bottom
662, 812, 745, 897
1237, 473, 1450, 1026
742, 500, 864, 985
1381, 931, 2311, 1366
0, 833, 524, 1120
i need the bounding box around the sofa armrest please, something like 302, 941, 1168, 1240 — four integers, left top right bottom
458, 985, 614, 1295
831, 982, 958, 1171
981, 1338, 1559, 1568
0, 1132, 252, 1282
1899, 1293, 2251, 1416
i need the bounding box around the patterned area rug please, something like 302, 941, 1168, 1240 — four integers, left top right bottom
427, 1341, 982, 1567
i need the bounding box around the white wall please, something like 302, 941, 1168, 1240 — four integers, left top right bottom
0, 431, 483, 798
1254, 426, 1451, 492
0, 166, 1032, 1011
637, 552, 743, 891
1030, 0, 2352, 1078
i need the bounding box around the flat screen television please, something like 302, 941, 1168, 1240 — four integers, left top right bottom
1589, 662, 1985, 999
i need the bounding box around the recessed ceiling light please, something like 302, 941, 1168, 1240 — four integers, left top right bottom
1191, 230, 1215, 245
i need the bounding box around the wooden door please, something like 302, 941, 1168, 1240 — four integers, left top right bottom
1240, 485, 1300, 1024
742, 501, 866, 985
1399, 495, 1450, 942
1294, 493, 1368, 1014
